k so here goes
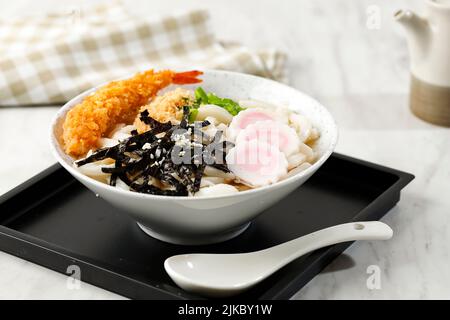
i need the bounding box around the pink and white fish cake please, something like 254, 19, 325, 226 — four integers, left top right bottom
226, 139, 288, 187
235, 120, 300, 157
227, 108, 280, 141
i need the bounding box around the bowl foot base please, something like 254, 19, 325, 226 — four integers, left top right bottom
136, 222, 251, 245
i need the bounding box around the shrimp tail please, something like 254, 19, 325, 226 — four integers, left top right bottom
172, 70, 203, 84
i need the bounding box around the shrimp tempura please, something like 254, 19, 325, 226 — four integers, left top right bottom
62, 69, 202, 157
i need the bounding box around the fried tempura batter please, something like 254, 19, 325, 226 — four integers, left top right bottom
134, 88, 194, 133
62, 70, 202, 157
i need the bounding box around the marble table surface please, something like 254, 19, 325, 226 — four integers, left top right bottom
1, 0, 449, 299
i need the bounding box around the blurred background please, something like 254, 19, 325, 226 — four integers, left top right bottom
0, 0, 418, 95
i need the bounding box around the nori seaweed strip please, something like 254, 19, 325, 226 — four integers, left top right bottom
109, 142, 128, 187
129, 162, 156, 190
179, 106, 190, 129
199, 119, 211, 127
109, 159, 119, 186
110, 174, 118, 186
139, 110, 172, 133
156, 160, 181, 186
131, 139, 161, 157
125, 130, 158, 148
192, 163, 206, 193
130, 163, 188, 196
129, 151, 171, 187
118, 173, 132, 186
175, 164, 194, 187
127, 156, 157, 183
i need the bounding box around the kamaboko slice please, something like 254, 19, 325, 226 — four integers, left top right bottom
226, 139, 288, 187
236, 120, 300, 157
227, 108, 279, 141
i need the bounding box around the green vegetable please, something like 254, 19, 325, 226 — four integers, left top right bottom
188, 108, 198, 122
206, 93, 244, 116
194, 87, 208, 105
193, 87, 245, 116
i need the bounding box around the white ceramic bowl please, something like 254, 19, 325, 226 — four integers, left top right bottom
49, 70, 338, 245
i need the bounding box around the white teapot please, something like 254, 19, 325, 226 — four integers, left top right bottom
395, 0, 450, 126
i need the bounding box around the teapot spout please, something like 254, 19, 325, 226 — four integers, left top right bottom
395, 9, 430, 58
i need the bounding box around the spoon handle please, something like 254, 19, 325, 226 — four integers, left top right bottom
259, 221, 392, 269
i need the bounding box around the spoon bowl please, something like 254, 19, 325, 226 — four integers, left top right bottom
164, 221, 393, 297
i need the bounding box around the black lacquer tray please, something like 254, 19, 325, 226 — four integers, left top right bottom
0, 153, 413, 299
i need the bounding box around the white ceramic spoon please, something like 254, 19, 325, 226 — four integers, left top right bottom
164, 221, 393, 297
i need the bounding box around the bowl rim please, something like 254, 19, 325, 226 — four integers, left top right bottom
49, 69, 338, 201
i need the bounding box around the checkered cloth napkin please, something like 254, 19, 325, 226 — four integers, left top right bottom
0, 2, 286, 106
